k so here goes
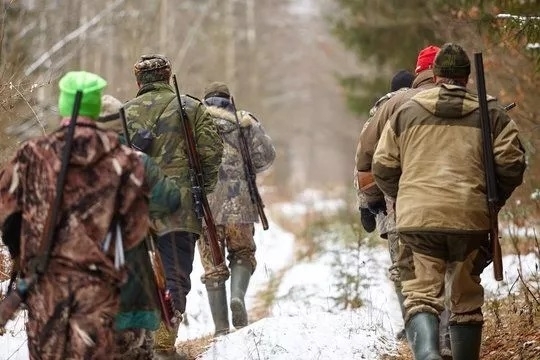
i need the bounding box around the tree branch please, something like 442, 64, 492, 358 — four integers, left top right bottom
24, 0, 125, 76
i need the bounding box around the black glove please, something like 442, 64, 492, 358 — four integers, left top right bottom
367, 200, 387, 215
360, 208, 376, 233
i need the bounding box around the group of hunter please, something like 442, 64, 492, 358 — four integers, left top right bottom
354, 43, 526, 360
0, 54, 275, 360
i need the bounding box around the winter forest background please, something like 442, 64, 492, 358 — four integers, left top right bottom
0, 1, 539, 359
0, 0, 539, 211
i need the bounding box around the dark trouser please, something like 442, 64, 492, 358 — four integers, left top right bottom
157, 231, 198, 314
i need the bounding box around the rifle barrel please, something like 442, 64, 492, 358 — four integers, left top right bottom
474, 52, 503, 281
172, 75, 224, 266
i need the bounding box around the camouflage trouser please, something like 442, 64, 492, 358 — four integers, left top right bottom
25, 269, 119, 360
198, 223, 256, 284
386, 230, 406, 284
114, 328, 154, 360
398, 232, 489, 325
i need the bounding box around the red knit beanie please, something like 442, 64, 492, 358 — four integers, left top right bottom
415, 45, 440, 74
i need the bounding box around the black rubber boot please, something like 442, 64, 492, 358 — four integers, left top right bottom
439, 309, 452, 359
206, 281, 230, 336
449, 323, 482, 360
230, 261, 252, 328
406, 312, 443, 360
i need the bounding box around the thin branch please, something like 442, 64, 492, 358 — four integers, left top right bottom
173, 0, 217, 70
24, 0, 125, 76
9, 81, 45, 135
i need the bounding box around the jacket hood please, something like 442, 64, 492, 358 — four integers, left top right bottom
206, 105, 252, 133
412, 83, 496, 119
53, 124, 121, 167
412, 69, 435, 89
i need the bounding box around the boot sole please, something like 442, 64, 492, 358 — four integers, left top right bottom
230, 298, 248, 328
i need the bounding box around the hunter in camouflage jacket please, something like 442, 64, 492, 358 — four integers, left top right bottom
124, 82, 223, 236
0, 121, 149, 359
206, 106, 275, 224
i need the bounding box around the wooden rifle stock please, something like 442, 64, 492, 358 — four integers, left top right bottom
172, 75, 224, 266
146, 236, 175, 330
230, 97, 269, 230
119, 108, 175, 330
474, 52, 503, 281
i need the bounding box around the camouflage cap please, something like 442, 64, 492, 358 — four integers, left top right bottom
133, 54, 171, 84
433, 43, 471, 79
203, 82, 230, 99
97, 94, 123, 132
100, 94, 122, 118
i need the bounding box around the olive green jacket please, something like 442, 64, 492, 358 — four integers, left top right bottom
373, 84, 526, 233
124, 82, 223, 235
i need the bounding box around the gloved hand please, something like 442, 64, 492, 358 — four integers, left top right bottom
360, 208, 376, 233
367, 200, 387, 215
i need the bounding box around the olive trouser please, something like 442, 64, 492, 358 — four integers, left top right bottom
398, 231, 489, 325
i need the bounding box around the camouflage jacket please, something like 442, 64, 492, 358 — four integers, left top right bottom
0, 123, 149, 283
124, 82, 223, 236
205, 106, 275, 224
140, 153, 181, 219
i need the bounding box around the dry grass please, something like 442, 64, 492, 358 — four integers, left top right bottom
176, 334, 215, 360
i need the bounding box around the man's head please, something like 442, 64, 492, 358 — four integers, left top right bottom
415, 45, 440, 75
58, 71, 107, 119
203, 82, 230, 100
133, 54, 171, 85
390, 70, 415, 92
433, 43, 471, 85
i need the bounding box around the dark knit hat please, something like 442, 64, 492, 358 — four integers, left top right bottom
203, 82, 230, 99
433, 43, 471, 78
133, 54, 171, 84
390, 70, 414, 92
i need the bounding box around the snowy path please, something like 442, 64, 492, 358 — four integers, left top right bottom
0, 206, 538, 360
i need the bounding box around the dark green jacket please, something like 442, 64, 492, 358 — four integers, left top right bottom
115, 143, 181, 331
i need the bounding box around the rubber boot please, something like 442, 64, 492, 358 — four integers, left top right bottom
394, 283, 407, 340
439, 309, 452, 359
153, 312, 186, 360
405, 312, 443, 360
230, 261, 252, 328
449, 323, 482, 360
206, 281, 230, 336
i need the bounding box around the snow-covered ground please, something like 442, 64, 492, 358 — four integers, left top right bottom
0, 193, 539, 359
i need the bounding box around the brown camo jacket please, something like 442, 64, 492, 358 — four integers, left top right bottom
0, 122, 149, 282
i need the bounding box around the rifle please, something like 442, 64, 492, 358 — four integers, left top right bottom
230, 97, 269, 230
119, 107, 175, 330
171, 75, 224, 266
0, 90, 83, 329
474, 52, 503, 281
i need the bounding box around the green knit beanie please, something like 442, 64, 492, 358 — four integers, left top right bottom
58, 71, 107, 119
433, 43, 471, 79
